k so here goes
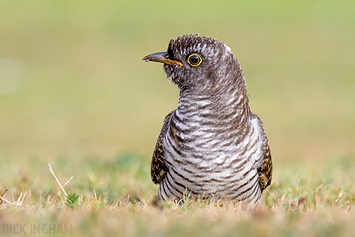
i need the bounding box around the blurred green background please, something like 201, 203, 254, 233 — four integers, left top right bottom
0, 0, 354, 166
1, 2, 354, 236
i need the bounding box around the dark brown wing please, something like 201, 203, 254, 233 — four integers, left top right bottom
252, 113, 273, 192
257, 139, 272, 192
151, 111, 174, 184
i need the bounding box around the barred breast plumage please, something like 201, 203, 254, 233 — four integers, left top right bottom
144, 34, 272, 204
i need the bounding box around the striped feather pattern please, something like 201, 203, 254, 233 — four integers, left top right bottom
147, 34, 272, 204
156, 91, 267, 203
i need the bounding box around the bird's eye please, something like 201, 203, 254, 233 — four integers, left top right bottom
187, 54, 202, 67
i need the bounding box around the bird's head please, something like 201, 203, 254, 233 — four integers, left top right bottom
143, 34, 245, 93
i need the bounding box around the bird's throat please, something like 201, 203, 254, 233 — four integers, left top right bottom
177, 89, 249, 125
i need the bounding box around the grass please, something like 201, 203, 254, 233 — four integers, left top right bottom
0, 0, 354, 236
1, 155, 355, 236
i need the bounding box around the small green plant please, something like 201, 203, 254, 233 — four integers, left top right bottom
66, 192, 80, 208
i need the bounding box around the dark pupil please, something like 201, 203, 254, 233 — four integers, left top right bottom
190, 56, 199, 64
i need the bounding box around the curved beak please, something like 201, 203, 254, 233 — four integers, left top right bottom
142, 51, 183, 67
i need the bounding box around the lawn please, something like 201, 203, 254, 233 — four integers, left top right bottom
0, 1, 354, 236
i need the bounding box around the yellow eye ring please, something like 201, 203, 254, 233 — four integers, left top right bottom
187, 54, 202, 67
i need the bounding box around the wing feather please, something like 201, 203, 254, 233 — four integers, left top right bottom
253, 114, 273, 192
151, 111, 174, 184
